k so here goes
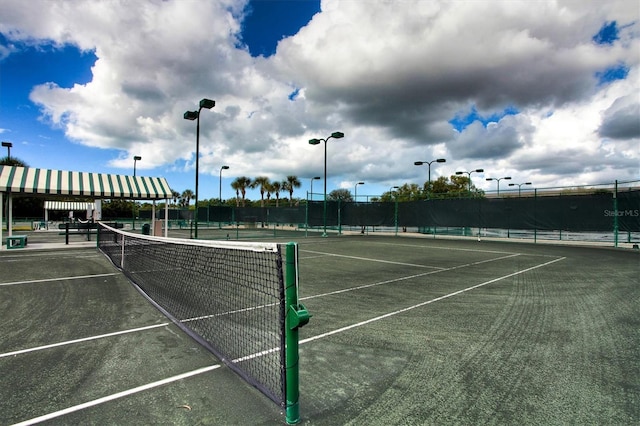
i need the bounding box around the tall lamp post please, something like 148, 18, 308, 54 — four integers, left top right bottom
1, 142, 12, 160
414, 158, 446, 198
508, 182, 532, 196
2, 141, 13, 240
310, 176, 321, 200
308, 131, 345, 237
133, 156, 141, 176
219, 165, 229, 204
354, 181, 365, 202
132, 156, 141, 230
391, 186, 399, 235
456, 169, 484, 194
486, 176, 511, 197
306, 176, 321, 233
184, 98, 215, 238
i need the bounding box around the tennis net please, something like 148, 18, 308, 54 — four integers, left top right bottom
96, 222, 309, 422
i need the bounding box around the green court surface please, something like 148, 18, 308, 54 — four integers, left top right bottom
1, 232, 638, 425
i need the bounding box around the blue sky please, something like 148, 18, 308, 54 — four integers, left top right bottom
1, 0, 638, 202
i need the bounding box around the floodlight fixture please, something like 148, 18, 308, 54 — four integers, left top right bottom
355, 181, 365, 202
456, 168, 484, 193
2, 141, 12, 159
308, 131, 346, 236
508, 182, 532, 196
415, 158, 447, 198
184, 111, 198, 120
219, 165, 230, 204
486, 176, 511, 196
184, 98, 216, 238
199, 98, 215, 109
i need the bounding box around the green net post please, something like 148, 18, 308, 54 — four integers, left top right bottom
285, 242, 311, 424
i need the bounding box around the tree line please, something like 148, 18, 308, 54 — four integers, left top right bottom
0, 156, 481, 219
171, 174, 484, 208
173, 175, 303, 208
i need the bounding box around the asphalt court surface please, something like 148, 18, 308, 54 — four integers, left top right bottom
1, 231, 638, 425
0, 247, 284, 425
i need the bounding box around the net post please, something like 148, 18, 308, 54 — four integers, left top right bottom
285, 242, 310, 424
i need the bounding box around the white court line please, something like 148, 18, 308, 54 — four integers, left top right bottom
11, 365, 221, 426
0, 273, 118, 287
8, 255, 563, 424
0, 252, 99, 260
301, 253, 521, 300
301, 256, 566, 344
3, 252, 521, 357
301, 249, 447, 269
374, 241, 561, 258
299, 254, 332, 260
0, 323, 170, 358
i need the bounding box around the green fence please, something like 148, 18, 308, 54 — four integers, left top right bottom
132, 182, 640, 244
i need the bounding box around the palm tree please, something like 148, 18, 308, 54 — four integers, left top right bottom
181, 189, 194, 207
171, 190, 180, 208
231, 176, 252, 207
1, 157, 32, 219
284, 175, 301, 206
251, 176, 271, 208
0, 157, 28, 167
271, 181, 282, 207
230, 180, 241, 207
265, 182, 275, 206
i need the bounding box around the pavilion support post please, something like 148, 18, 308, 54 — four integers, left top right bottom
0, 192, 3, 248
7, 195, 12, 238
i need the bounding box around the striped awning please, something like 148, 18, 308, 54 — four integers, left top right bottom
0, 166, 172, 200
44, 201, 95, 211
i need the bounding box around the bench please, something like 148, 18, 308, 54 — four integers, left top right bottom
58, 222, 124, 244
57, 222, 124, 231
58, 222, 98, 231
6, 235, 28, 249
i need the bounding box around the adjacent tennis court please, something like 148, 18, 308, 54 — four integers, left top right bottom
1, 230, 638, 424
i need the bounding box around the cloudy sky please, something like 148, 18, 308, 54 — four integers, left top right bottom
1, 0, 638, 202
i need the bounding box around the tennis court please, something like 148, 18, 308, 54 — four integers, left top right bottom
1, 230, 638, 424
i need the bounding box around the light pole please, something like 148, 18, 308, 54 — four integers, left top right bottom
306, 176, 321, 233
508, 182, 532, 196
184, 98, 215, 238
1, 142, 12, 160
414, 158, 446, 198
133, 156, 141, 176
391, 186, 399, 235
486, 176, 511, 197
309, 176, 321, 200
219, 165, 229, 204
456, 169, 484, 194
132, 156, 141, 230
308, 131, 345, 236
354, 181, 365, 202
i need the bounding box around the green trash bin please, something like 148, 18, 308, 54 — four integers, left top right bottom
141, 223, 150, 235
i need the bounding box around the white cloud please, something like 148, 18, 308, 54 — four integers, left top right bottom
0, 0, 638, 195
